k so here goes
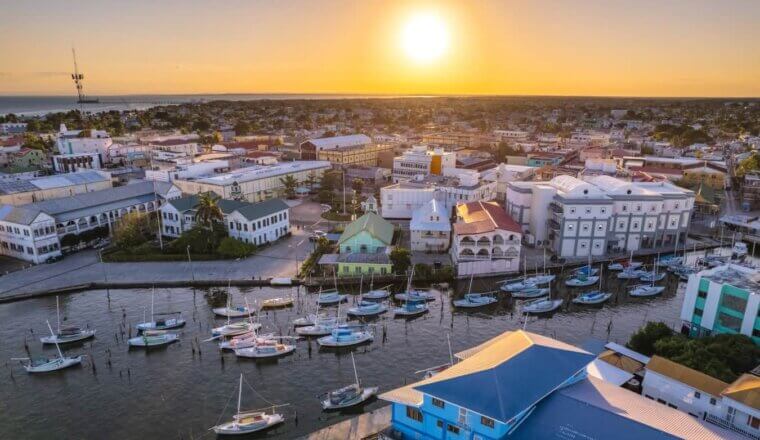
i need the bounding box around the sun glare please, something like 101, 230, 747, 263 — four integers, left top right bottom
401, 13, 449, 63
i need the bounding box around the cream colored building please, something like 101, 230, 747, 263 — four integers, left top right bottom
0, 170, 113, 206
317, 143, 394, 167
173, 161, 331, 203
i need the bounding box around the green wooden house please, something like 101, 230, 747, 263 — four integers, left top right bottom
336, 212, 394, 276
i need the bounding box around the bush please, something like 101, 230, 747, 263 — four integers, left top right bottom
390, 247, 411, 274
114, 212, 155, 250
627, 322, 674, 356
168, 223, 226, 254
216, 237, 256, 258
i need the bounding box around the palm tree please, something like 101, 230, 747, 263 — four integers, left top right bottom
280, 175, 298, 199
194, 192, 224, 228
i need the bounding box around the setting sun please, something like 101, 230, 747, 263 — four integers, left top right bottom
401, 12, 449, 63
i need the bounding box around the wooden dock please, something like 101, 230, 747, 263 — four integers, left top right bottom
302, 406, 391, 440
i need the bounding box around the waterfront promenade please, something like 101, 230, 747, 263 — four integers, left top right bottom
0, 228, 314, 302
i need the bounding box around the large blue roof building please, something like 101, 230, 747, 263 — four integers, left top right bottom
380, 330, 739, 440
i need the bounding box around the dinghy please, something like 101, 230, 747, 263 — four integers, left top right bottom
260, 297, 294, 309
321, 353, 378, 410
128, 330, 179, 348
317, 325, 373, 347
210, 374, 285, 435
40, 296, 95, 344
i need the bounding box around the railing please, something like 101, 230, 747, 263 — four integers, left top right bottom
705, 414, 760, 439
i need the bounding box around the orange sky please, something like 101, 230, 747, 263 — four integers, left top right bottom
1, 0, 759, 97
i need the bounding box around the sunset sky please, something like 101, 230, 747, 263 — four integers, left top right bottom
1, 0, 759, 97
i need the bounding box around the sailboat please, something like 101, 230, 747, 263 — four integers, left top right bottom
234, 337, 297, 359
453, 274, 497, 308
394, 267, 434, 301
522, 297, 563, 314
609, 250, 642, 271
573, 266, 612, 305
210, 374, 285, 435
317, 273, 348, 305
317, 324, 374, 347
128, 330, 179, 348
212, 281, 255, 317
293, 301, 329, 327
14, 321, 84, 373
296, 300, 341, 336
510, 287, 550, 299
393, 267, 429, 317
565, 254, 599, 287
362, 272, 391, 300
630, 259, 666, 297
136, 287, 186, 331
347, 276, 388, 316
321, 352, 378, 410
40, 296, 96, 344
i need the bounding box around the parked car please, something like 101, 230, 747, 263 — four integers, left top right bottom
309, 230, 327, 242
45, 255, 63, 264
93, 238, 111, 249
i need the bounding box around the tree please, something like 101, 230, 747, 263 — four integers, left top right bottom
737, 152, 760, 177
305, 171, 318, 190
280, 175, 298, 199
352, 178, 364, 194
168, 223, 227, 254
217, 237, 256, 258
234, 121, 251, 136
113, 212, 154, 250
627, 322, 673, 356
192, 119, 211, 132
194, 192, 224, 229
390, 247, 411, 274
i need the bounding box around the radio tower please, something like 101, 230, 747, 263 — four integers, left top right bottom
71, 48, 99, 111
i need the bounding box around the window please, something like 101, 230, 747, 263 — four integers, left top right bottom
709, 398, 717, 405
481, 416, 495, 428
657, 398, 666, 404
432, 398, 445, 408
622, 205, 628, 212
406, 406, 423, 422
694, 307, 703, 317
569, 208, 575, 214
748, 416, 760, 429
667, 403, 677, 409
697, 290, 707, 299
447, 425, 460, 435
636, 205, 641, 212
694, 391, 701, 399
601, 208, 606, 214
644, 395, 654, 400
458, 408, 467, 425
436, 420, 443, 429
585, 208, 592, 214
633, 222, 639, 229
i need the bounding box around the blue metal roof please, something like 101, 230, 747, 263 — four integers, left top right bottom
414, 342, 594, 423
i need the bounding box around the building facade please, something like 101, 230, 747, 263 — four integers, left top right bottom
680, 264, 760, 344
410, 198, 451, 252
392, 145, 456, 183
450, 201, 522, 278
0, 170, 112, 206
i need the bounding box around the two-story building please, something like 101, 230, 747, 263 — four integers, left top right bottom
320, 212, 394, 276
160, 194, 290, 246
410, 197, 451, 252
450, 201, 521, 278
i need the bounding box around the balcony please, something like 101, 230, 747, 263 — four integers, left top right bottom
550, 202, 564, 213
705, 414, 760, 440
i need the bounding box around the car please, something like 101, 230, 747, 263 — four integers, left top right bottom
309, 230, 327, 241
45, 255, 63, 264
93, 238, 111, 249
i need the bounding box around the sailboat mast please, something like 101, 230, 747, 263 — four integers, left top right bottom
237, 374, 243, 419
56, 296, 61, 334
47, 320, 64, 359
447, 333, 453, 366
351, 352, 360, 386
599, 265, 603, 289
150, 286, 155, 320
359, 274, 363, 296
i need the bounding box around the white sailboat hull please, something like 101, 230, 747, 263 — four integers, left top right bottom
565, 276, 600, 287
212, 413, 284, 435
321, 386, 378, 410
40, 329, 96, 344
212, 307, 254, 318
234, 345, 296, 359
128, 333, 179, 347
317, 333, 373, 347
25, 355, 83, 373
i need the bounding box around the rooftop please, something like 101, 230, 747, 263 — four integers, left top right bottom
454, 201, 522, 235
0, 170, 110, 195
646, 355, 729, 397
338, 212, 394, 246
188, 161, 331, 185
722, 374, 760, 410
698, 264, 760, 293
302, 134, 371, 150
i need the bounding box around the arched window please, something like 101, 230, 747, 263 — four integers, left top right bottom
492, 247, 504, 256
492, 235, 504, 245
477, 237, 491, 246
477, 248, 489, 257
461, 237, 475, 246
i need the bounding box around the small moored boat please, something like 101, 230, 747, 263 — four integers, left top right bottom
260, 297, 294, 309
210, 374, 286, 435
347, 301, 388, 317
40, 297, 96, 344
565, 275, 599, 287
234, 339, 296, 359
510, 287, 550, 299
321, 353, 377, 410
128, 330, 179, 348
522, 298, 563, 314
453, 293, 497, 308
629, 284, 665, 297
317, 325, 373, 347
572, 291, 612, 305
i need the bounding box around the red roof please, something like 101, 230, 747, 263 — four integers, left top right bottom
0, 137, 22, 147
454, 201, 522, 235
151, 138, 199, 146
245, 151, 277, 158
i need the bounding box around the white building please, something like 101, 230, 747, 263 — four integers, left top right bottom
493, 130, 529, 142
450, 201, 522, 278
381, 171, 496, 219
481, 163, 535, 202
392, 145, 456, 182
642, 356, 760, 439
52, 152, 103, 173
145, 160, 230, 182
0, 181, 180, 263
55, 124, 113, 167
506, 175, 694, 257
410, 197, 451, 252
160, 195, 290, 246
172, 161, 331, 203
0, 122, 28, 134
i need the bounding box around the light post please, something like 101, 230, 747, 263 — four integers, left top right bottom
187, 245, 195, 281
99, 249, 110, 298
342, 169, 346, 216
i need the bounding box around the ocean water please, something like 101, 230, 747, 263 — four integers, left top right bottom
0, 94, 419, 116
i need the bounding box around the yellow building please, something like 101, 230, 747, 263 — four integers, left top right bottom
317, 143, 394, 167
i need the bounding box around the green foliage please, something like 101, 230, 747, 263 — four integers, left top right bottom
737, 152, 760, 177
413, 263, 432, 280
497, 141, 524, 160
168, 223, 227, 255
22, 133, 53, 151
317, 189, 333, 204
194, 192, 224, 228
628, 322, 760, 383
234, 121, 251, 135
216, 237, 257, 258
351, 178, 364, 194
320, 171, 340, 192
651, 124, 712, 148
640, 145, 655, 155
192, 119, 212, 132
113, 212, 155, 250
390, 247, 411, 274
627, 322, 674, 356
279, 175, 298, 199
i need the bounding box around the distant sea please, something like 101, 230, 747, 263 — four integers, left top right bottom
0, 93, 416, 116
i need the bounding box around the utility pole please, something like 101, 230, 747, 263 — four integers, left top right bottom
150, 154, 164, 250
342, 170, 346, 215
187, 245, 195, 281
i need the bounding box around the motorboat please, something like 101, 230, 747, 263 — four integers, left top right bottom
347, 301, 388, 317
40, 296, 96, 344
510, 288, 550, 299
317, 325, 373, 347
212, 321, 261, 338
234, 339, 296, 359
732, 242, 749, 260
572, 291, 612, 305
565, 275, 599, 287
639, 271, 666, 282
321, 353, 377, 410
317, 289, 348, 306
210, 374, 285, 435
630, 285, 665, 297
128, 330, 179, 348
260, 297, 294, 309
453, 293, 497, 308
522, 298, 563, 314
136, 288, 186, 331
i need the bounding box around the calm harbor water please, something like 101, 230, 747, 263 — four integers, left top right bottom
0, 251, 728, 439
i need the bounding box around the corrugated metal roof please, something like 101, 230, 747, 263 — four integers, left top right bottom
646, 356, 728, 397
338, 212, 394, 246
410, 198, 451, 232
454, 201, 521, 235
0, 205, 42, 225
303, 134, 371, 150
0, 171, 109, 195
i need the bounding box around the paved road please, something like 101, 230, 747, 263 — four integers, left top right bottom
0, 228, 316, 299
